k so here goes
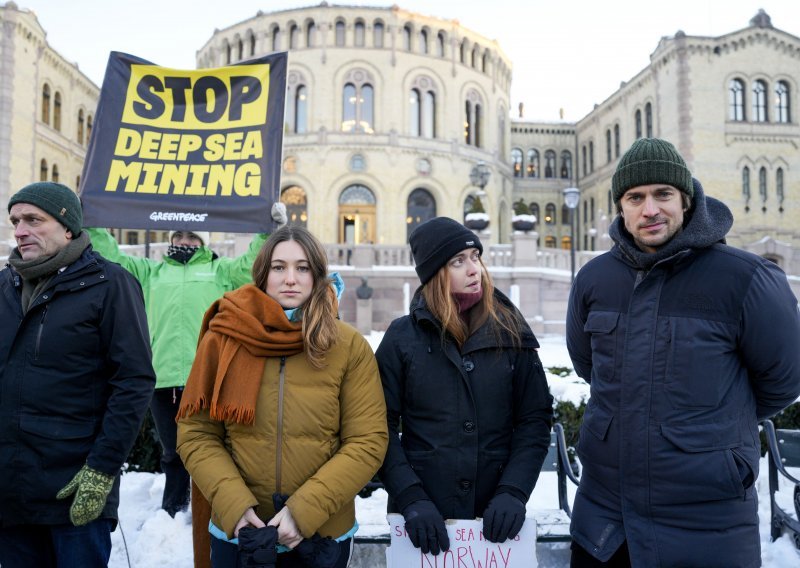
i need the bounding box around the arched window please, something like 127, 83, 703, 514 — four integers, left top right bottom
511, 148, 523, 178
752, 80, 767, 122
561, 203, 571, 225
544, 236, 556, 248
635, 109, 642, 139
335, 21, 345, 47
42, 84, 51, 124
729, 79, 745, 121
645, 102, 653, 137
403, 24, 412, 51
527, 149, 539, 178
544, 203, 556, 225
482, 52, 489, 74
436, 31, 445, 57
354, 21, 365, 46
606, 129, 612, 163
306, 21, 316, 48
776, 168, 785, 208
588, 142, 594, 173
224, 41, 231, 64
40, 159, 48, 181
87, 115, 93, 143
742, 166, 751, 207
271, 25, 281, 52
249, 32, 256, 56
581, 145, 587, 177
464, 90, 483, 147
53, 92, 62, 131
544, 150, 556, 178
460, 41, 467, 64
281, 186, 308, 227
237, 38, 243, 60
339, 184, 377, 244
529, 203, 540, 229
419, 29, 428, 54
561, 236, 571, 251
471, 45, 479, 69
614, 124, 620, 157
341, 70, 375, 133
289, 24, 299, 49
409, 89, 420, 137
373, 21, 384, 48
776, 81, 790, 123
77, 109, 85, 145
560, 151, 572, 179
51, 164, 59, 183
409, 77, 436, 138
76, 175, 81, 190
406, 188, 437, 239
759, 166, 767, 203
294, 86, 307, 133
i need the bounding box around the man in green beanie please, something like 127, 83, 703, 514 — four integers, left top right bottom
566, 138, 800, 567
0, 182, 156, 566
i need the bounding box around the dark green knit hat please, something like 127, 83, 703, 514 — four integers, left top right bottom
8, 182, 83, 236
612, 138, 693, 202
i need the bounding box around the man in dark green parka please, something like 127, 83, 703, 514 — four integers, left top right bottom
567, 138, 800, 567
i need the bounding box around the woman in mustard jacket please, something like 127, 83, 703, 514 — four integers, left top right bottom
177, 225, 388, 567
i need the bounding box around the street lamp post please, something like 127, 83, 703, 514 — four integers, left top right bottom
563, 187, 580, 284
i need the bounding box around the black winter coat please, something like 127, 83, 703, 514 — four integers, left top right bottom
566, 181, 800, 567
377, 290, 553, 520
0, 247, 156, 526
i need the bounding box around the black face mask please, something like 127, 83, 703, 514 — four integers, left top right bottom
166, 244, 200, 264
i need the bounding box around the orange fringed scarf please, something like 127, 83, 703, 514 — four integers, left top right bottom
177, 284, 304, 425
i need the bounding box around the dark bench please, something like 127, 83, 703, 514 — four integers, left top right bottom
354, 422, 579, 545
763, 419, 800, 549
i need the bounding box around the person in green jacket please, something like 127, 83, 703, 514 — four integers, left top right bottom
87, 203, 287, 516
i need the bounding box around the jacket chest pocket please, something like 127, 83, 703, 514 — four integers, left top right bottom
584, 311, 619, 383
663, 317, 734, 409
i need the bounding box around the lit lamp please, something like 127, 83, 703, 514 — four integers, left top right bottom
562, 187, 580, 283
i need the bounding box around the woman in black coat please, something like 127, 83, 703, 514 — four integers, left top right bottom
376, 217, 553, 556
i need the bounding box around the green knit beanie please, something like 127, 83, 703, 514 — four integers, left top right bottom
8, 182, 83, 236
612, 138, 693, 203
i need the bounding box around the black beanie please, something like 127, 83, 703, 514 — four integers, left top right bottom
8, 182, 83, 236
611, 138, 693, 203
409, 217, 483, 285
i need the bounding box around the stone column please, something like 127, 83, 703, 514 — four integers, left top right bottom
355, 278, 373, 334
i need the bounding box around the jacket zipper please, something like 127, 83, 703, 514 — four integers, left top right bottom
34, 305, 49, 360
276, 356, 286, 494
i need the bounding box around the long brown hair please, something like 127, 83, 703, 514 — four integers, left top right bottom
421, 256, 523, 348
252, 226, 338, 368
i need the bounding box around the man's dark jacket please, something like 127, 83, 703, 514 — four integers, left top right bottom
0, 246, 156, 526
377, 289, 553, 519
566, 180, 800, 567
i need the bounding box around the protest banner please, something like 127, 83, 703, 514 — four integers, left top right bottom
386, 514, 537, 568
79, 51, 287, 233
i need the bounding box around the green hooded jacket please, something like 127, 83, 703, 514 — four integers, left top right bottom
87, 228, 267, 389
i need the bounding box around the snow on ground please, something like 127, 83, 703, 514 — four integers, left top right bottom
109, 333, 799, 567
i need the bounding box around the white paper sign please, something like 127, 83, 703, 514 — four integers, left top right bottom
386, 513, 537, 568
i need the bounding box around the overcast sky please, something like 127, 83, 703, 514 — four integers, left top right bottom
21, 0, 800, 122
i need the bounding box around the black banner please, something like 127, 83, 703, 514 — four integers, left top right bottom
79, 51, 287, 232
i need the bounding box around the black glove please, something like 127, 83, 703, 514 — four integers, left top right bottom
482, 492, 526, 543
402, 499, 450, 555
238, 525, 278, 568
294, 533, 341, 568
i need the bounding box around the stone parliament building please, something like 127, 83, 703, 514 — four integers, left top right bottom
2, 2, 799, 330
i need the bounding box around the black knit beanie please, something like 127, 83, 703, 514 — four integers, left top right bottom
8, 182, 83, 236
409, 217, 483, 285
612, 138, 693, 203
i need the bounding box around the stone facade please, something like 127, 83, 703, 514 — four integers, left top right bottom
0, 2, 98, 250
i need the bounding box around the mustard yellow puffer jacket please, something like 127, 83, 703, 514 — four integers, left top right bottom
177, 320, 388, 539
